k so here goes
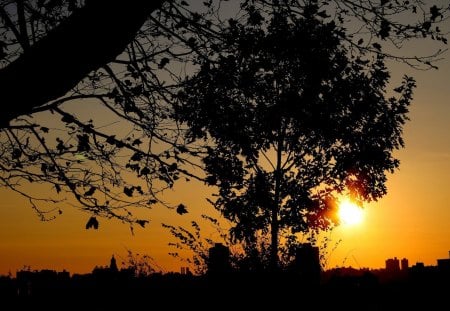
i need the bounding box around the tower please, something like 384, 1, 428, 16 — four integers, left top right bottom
401, 258, 409, 271
109, 255, 118, 272
294, 243, 321, 285
208, 243, 231, 276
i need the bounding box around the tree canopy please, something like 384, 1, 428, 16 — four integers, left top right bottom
175, 3, 416, 269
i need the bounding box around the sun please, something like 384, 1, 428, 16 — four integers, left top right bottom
338, 198, 364, 226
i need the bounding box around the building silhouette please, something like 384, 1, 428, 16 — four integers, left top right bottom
385, 257, 400, 272
401, 258, 409, 271
2, 250, 450, 310
207, 243, 231, 276
110, 254, 118, 273
180, 266, 192, 275
15, 268, 70, 297
294, 243, 321, 285
437, 252, 450, 274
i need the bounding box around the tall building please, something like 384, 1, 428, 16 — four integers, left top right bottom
208, 243, 231, 276
385, 257, 400, 272
401, 258, 409, 271
180, 267, 191, 275
437, 252, 450, 272
294, 243, 321, 285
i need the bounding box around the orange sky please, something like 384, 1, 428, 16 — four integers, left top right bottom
1, 20, 450, 277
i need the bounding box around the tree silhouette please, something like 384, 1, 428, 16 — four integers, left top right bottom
0, 0, 164, 127
0, 0, 213, 225
175, 4, 416, 270
0, 1, 446, 226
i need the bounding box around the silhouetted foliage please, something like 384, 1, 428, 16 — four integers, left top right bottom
0, 0, 447, 228
163, 216, 219, 275
0, 0, 213, 226
175, 3, 416, 269
164, 212, 341, 275
176, 203, 188, 215
85, 216, 98, 230
122, 249, 159, 277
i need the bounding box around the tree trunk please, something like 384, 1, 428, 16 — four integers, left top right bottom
269, 131, 284, 271
270, 201, 279, 272
0, 0, 167, 128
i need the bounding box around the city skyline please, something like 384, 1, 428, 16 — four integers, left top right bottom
2, 245, 448, 310
3, 245, 450, 277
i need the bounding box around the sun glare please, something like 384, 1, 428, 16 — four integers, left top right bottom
338, 198, 364, 226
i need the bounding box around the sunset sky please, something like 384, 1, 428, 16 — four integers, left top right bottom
1, 5, 450, 276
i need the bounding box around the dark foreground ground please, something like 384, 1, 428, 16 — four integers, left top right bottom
1, 273, 449, 310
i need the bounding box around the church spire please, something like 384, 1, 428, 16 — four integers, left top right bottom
109, 254, 118, 272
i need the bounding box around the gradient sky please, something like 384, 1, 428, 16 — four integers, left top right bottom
0, 10, 450, 276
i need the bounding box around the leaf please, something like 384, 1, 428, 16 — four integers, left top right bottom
12, 148, 22, 159
176, 203, 188, 215
76, 134, 90, 152
372, 42, 382, 51
85, 216, 99, 230
158, 57, 170, 69
130, 152, 142, 161
56, 138, 66, 153
106, 135, 116, 145
136, 220, 149, 228
132, 139, 142, 146
140, 167, 151, 176
84, 187, 96, 196
124, 186, 133, 197
430, 5, 441, 21
379, 19, 390, 40
168, 162, 178, 172
135, 186, 143, 195
187, 37, 197, 47
61, 114, 75, 124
